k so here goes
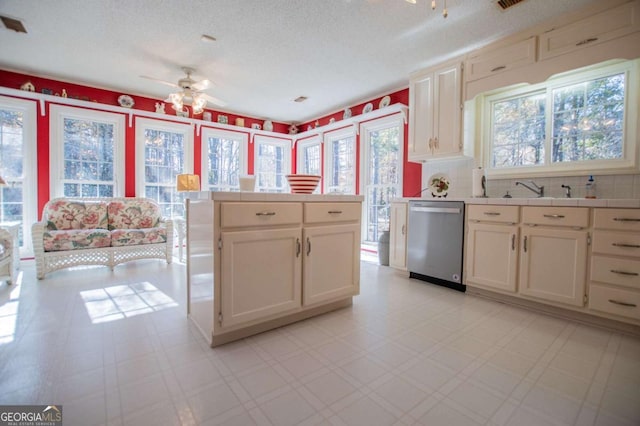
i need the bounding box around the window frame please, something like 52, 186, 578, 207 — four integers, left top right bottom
295, 135, 323, 193
50, 105, 125, 198
482, 60, 639, 178
200, 127, 248, 192
253, 135, 292, 193
323, 127, 357, 194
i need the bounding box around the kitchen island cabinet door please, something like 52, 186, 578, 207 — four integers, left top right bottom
389, 202, 408, 270
519, 227, 588, 307
303, 223, 360, 306
466, 222, 519, 292
220, 228, 302, 328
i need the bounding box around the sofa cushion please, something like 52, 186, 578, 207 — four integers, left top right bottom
110, 228, 167, 247
0, 242, 7, 260
45, 200, 109, 230
108, 199, 162, 230
43, 229, 112, 252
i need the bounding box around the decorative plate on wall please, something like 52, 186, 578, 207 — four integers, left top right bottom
118, 95, 134, 108
343, 108, 352, 120
428, 173, 450, 198
379, 96, 391, 109
363, 103, 373, 114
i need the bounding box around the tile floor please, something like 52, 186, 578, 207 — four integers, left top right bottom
1, 256, 639, 426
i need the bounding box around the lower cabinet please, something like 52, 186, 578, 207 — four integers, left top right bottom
466, 222, 518, 292
303, 223, 360, 306
519, 227, 588, 307
220, 228, 302, 328
389, 202, 408, 270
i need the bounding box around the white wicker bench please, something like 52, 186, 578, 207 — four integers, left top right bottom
32, 197, 173, 279
0, 228, 14, 284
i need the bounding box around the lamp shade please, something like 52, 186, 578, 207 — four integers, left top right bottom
0, 175, 6, 186
176, 174, 200, 191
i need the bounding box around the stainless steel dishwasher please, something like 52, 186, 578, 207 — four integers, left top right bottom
407, 200, 465, 292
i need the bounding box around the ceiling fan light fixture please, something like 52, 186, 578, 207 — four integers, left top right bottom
192, 93, 207, 114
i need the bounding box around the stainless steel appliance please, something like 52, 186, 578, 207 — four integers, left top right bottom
407, 200, 465, 292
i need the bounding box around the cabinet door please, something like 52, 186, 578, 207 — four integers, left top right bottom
519, 228, 588, 307
303, 223, 360, 306
465, 38, 537, 82
220, 228, 301, 328
466, 223, 519, 292
432, 62, 462, 158
408, 70, 434, 158
389, 202, 408, 270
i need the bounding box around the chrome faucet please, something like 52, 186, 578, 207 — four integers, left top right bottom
561, 184, 572, 198
515, 180, 545, 197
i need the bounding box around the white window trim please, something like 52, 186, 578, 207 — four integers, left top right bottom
481, 59, 639, 178
135, 117, 194, 196
49, 105, 125, 198
254, 135, 292, 192
296, 135, 323, 192
201, 127, 248, 191
323, 127, 357, 195
0, 96, 37, 256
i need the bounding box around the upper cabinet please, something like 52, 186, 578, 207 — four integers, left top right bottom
408, 60, 463, 162
539, 1, 640, 61
465, 38, 537, 82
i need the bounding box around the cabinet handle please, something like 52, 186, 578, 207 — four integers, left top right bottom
613, 218, 640, 222
401, 224, 405, 235
576, 37, 598, 46
608, 299, 637, 308
484, 212, 501, 216
543, 214, 565, 219
612, 243, 640, 248
434, 137, 439, 149
296, 238, 301, 257
491, 65, 506, 72
328, 210, 342, 214
523, 236, 528, 252
256, 211, 276, 216
428, 138, 433, 151
306, 237, 311, 256
610, 269, 639, 277
511, 234, 516, 251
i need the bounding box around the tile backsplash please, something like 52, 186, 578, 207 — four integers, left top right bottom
420, 158, 640, 199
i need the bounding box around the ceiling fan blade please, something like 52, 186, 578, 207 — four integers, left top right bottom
200, 93, 227, 107
191, 79, 212, 91
140, 75, 180, 89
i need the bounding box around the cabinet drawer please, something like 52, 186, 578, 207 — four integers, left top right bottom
592, 231, 640, 258
589, 284, 640, 321
467, 205, 519, 224
593, 208, 640, 231
465, 38, 536, 82
221, 202, 302, 228
539, 1, 640, 61
521, 207, 589, 228
591, 256, 640, 289
304, 203, 361, 224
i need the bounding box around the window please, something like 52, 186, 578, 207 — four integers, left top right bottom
0, 96, 37, 256
254, 136, 291, 192
136, 118, 193, 217
324, 128, 356, 194
360, 115, 403, 243
201, 128, 248, 191
50, 105, 125, 198
484, 60, 638, 176
296, 136, 322, 193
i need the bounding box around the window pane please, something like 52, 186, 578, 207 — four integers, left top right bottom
207, 136, 240, 191
551, 73, 624, 162
0, 108, 25, 244
143, 128, 184, 217
491, 93, 546, 168
256, 141, 287, 192
326, 136, 355, 194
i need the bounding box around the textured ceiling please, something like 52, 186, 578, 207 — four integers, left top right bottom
0, 0, 599, 123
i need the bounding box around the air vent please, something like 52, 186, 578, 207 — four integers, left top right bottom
1, 16, 27, 33
495, 0, 526, 11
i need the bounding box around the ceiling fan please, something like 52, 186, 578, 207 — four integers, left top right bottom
141, 67, 226, 114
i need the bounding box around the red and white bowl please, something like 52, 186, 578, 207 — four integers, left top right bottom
286, 174, 321, 194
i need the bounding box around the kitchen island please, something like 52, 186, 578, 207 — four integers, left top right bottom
186, 192, 363, 347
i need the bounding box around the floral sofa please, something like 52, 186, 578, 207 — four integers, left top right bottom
0, 228, 14, 284
32, 197, 173, 279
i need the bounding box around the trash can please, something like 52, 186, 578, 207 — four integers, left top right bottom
378, 231, 390, 266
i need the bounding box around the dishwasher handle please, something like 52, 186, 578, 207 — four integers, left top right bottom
410, 206, 461, 214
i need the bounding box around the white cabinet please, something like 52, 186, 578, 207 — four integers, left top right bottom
539, 1, 640, 61
220, 228, 302, 328
465, 205, 519, 292
408, 60, 462, 162
465, 38, 537, 82
303, 223, 360, 306
389, 202, 408, 270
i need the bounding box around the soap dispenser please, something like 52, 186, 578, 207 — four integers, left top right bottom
585, 175, 596, 199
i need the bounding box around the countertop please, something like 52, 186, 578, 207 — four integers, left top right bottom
391, 197, 640, 208
195, 191, 364, 202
